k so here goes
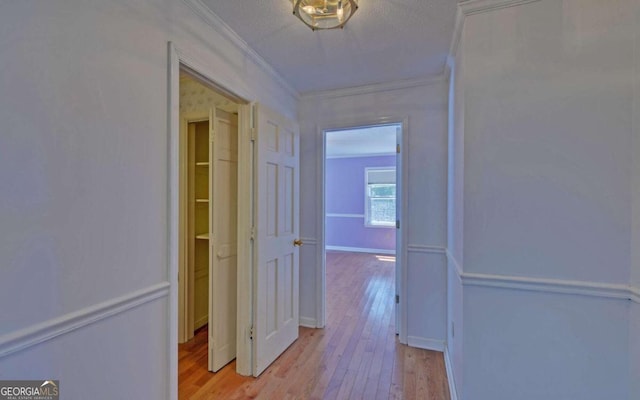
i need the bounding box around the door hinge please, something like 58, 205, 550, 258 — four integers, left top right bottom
396, 220, 400, 229
250, 226, 256, 240
250, 128, 257, 142
396, 144, 400, 154
249, 326, 254, 340
395, 294, 400, 304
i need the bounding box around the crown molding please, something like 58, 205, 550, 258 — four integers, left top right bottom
181, 0, 299, 100
459, 0, 542, 16
448, 0, 542, 65
301, 74, 447, 100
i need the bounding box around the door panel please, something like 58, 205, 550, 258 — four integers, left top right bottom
209, 109, 239, 372
254, 104, 300, 376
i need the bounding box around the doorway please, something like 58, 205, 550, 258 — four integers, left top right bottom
178, 71, 240, 374
320, 121, 407, 341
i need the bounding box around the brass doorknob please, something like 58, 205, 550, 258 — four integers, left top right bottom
293, 239, 303, 247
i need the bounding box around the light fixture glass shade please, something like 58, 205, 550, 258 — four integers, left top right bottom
292, 0, 358, 31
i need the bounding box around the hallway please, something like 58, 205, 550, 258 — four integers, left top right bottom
178, 251, 449, 399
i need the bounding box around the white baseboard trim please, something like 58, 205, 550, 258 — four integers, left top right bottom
407, 336, 445, 352
0, 281, 170, 359
444, 346, 459, 400
194, 316, 208, 330
299, 317, 317, 328
326, 246, 395, 255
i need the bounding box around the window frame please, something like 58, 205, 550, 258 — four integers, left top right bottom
364, 167, 396, 228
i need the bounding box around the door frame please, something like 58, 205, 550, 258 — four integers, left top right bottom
317, 116, 409, 344
168, 42, 255, 400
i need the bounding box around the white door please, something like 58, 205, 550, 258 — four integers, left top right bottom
208, 109, 239, 372
253, 103, 300, 376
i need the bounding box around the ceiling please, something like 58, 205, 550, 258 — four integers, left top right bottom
199, 0, 457, 94
326, 124, 398, 157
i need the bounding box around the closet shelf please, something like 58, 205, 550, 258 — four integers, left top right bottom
195, 198, 209, 203
196, 162, 209, 166
196, 233, 210, 240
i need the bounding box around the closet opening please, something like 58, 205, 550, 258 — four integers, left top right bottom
177, 70, 241, 380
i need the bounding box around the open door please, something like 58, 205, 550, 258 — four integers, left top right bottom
208, 108, 239, 372
253, 103, 300, 376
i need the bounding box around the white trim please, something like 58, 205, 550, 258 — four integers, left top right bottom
444, 347, 460, 400
0, 282, 170, 359
448, 0, 543, 67
317, 116, 408, 341
446, 250, 464, 283
300, 237, 318, 246
407, 336, 445, 352
302, 75, 446, 100
181, 0, 299, 100
445, 250, 639, 301
630, 286, 640, 304
168, 43, 255, 388
325, 246, 396, 255
448, 7, 465, 66
462, 272, 633, 300
326, 152, 396, 159
299, 317, 317, 328
407, 244, 447, 254
167, 42, 181, 400
459, 0, 542, 15
326, 213, 364, 219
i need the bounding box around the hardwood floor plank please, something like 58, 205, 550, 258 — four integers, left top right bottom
178, 251, 450, 399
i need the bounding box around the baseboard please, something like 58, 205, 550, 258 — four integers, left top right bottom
444, 346, 460, 400
194, 316, 208, 330
0, 282, 170, 359
299, 316, 317, 328
325, 246, 395, 255
407, 336, 445, 352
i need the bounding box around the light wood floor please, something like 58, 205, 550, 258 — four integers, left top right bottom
178, 251, 450, 399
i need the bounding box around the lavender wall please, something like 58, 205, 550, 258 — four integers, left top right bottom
326, 155, 396, 252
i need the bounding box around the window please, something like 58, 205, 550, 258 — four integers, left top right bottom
365, 168, 396, 227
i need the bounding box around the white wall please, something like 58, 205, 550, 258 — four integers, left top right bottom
299, 81, 449, 346
446, 35, 465, 396
631, 0, 640, 396
0, 0, 296, 398
449, 0, 639, 398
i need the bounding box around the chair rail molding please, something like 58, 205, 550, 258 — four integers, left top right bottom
446, 250, 638, 301
407, 244, 446, 255
0, 282, 170, 359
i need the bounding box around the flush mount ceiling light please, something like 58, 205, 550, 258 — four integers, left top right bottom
292, 0, 358, 31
